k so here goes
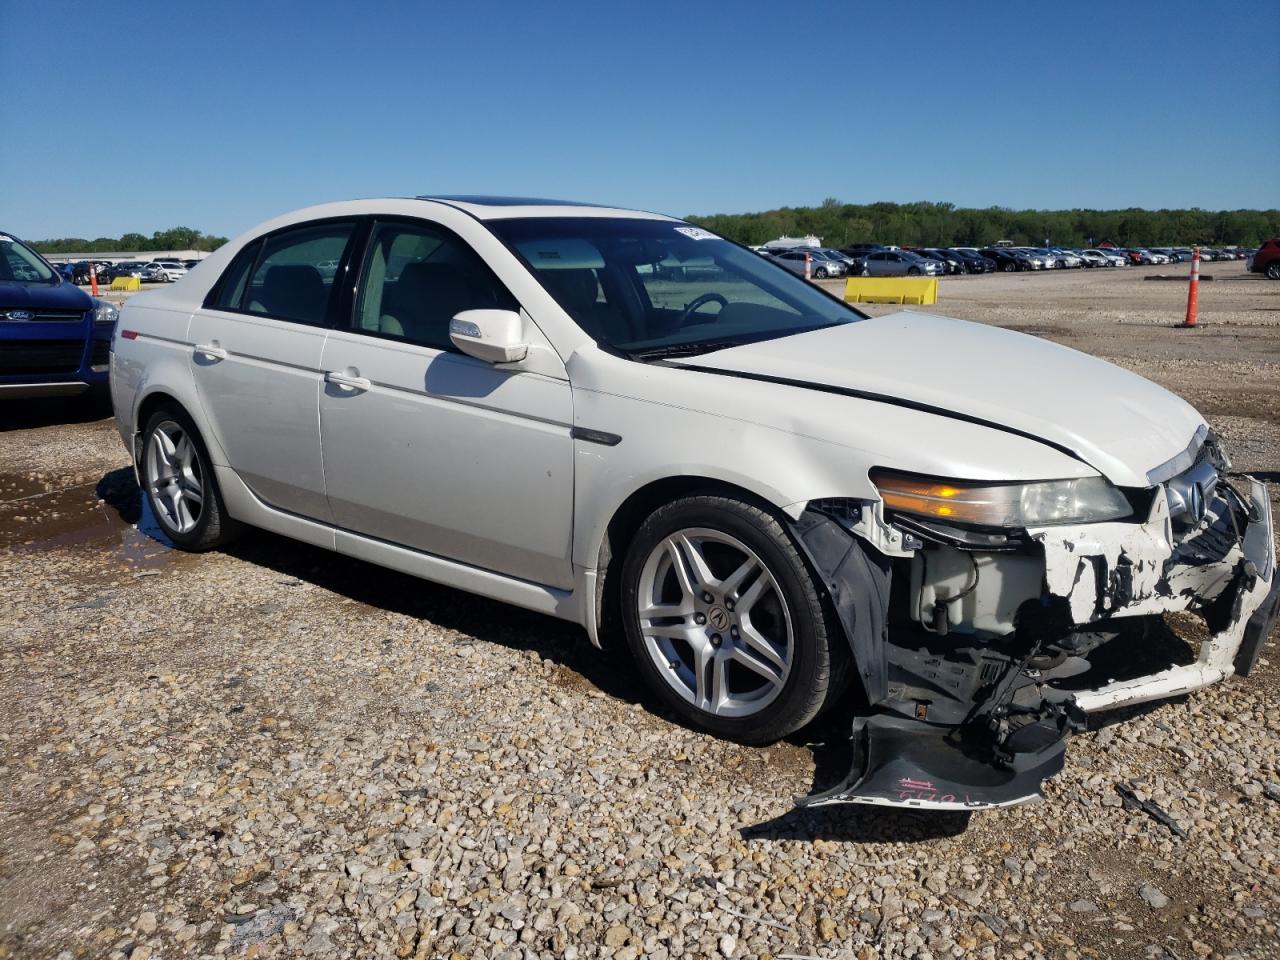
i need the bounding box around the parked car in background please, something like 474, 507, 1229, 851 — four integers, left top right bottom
860, 250, 944, 277
0, 230, 118, 399
769, 249, 844, 279
978, 248, 1030, 272
1248, 239, 1280, 279
182, 259, 202, 269
1028, 248, 1065, 269
107, 261, 150, 282
840, 243, 884, 256
947, 249, 994, 273
809, 250, 848, 277
916, 249, 963, 274
1046, 249, 1082, 269
107, 195, 1279, 811
153, 261, 189, 282
816, 248, 859, 272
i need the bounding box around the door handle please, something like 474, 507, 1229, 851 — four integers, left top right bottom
324, 370, 372, 392
194, 342, 227, 360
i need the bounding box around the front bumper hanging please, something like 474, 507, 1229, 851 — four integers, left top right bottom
796, 477, 1278, 811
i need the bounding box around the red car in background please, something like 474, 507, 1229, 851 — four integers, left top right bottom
1248, 239, 1280, 279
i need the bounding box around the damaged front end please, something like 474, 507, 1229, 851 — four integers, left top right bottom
790, 437, 1279, 811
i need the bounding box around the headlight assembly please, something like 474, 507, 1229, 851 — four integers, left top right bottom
92, 299, 119, 327
870, 470, 1132, 527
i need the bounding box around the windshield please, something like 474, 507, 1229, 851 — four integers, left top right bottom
0, 233, 57, 284
489, 217, 864, 358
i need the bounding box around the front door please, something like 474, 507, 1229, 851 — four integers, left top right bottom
317, 218, 575, 588
187, 219, 358, 521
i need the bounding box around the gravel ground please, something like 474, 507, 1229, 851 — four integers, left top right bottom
2, 261, 1279, 960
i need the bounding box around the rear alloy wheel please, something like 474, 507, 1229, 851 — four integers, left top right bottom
1267, 262, 1280, 280
621, 496, 846, 744
142, 406, 239, 550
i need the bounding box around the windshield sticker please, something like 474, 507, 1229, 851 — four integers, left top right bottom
674, 227, 716, 241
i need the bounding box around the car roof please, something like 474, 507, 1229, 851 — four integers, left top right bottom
415, 195, 679, 222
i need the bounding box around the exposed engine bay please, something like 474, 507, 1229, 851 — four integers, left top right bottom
789, 435, 1280, 810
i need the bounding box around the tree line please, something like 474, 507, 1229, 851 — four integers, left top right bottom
27, 227, 229, 254
686, 200, 1280, 249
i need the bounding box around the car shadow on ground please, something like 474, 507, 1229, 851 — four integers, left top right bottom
0, 394, 111, 432
100, 467, 975, 844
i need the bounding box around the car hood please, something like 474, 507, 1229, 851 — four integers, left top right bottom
687, 312, 1204, 488
0, 279, 93, 311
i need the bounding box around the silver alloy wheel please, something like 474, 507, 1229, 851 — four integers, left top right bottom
145, 420, 204, 535
636, 528, 793, 718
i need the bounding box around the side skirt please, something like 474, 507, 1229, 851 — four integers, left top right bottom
214, 464, 587, 626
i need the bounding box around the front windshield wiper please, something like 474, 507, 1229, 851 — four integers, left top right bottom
628, 339, 748, 361
628, 322, 848, 362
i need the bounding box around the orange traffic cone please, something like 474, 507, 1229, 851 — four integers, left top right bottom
90, 264, 99, 297
1181, 248, 1200, 328
804, 252, 812, 281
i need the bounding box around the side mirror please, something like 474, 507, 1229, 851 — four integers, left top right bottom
449, 309, 528, 364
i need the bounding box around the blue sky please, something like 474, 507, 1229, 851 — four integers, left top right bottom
2, 0, 1276, 241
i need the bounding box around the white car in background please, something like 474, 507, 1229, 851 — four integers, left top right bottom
153, 261, 188, 282
108, 196, 1278, 810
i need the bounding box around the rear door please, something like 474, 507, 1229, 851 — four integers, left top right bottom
187, 219, 359, 521
317, 217, 575, 588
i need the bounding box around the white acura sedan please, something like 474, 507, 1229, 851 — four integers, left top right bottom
110, 196, 1278, 810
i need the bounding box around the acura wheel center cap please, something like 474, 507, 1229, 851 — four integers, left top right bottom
707, 605, 732, 632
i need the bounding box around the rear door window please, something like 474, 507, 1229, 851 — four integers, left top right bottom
242, 221, 357, 326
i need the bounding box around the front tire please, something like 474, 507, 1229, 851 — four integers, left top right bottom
1267, 262, 1280, 280
620, 495, 846, 744
141, 405, 240, 550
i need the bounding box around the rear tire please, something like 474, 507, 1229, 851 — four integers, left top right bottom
1267, 263, 1280, 280
619, 495, 847, 744
140, 404, 240, 551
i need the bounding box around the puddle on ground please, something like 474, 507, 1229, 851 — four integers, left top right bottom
0, 473, 59, 502
0, 470, 179, 570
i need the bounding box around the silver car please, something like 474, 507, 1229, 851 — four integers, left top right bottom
859, 250, 944, 277
768, 249, 844, 279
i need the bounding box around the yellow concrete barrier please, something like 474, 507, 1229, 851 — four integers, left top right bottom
843, 276, 937, 305
111, 276, 141, 291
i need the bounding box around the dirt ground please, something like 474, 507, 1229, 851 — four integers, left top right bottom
2, 261, 1278, 960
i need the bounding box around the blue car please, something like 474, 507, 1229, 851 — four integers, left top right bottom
1, 230, 118, 399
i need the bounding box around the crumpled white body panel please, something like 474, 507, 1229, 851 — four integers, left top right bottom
1030, 479, 1274, 713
